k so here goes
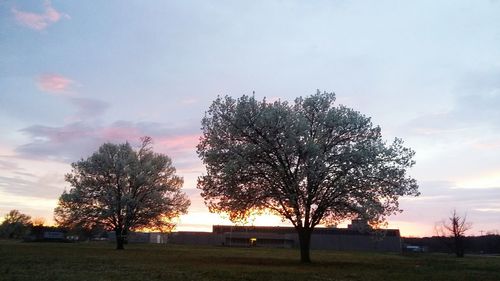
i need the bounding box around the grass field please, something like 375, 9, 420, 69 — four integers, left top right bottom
1, 240, 499, 281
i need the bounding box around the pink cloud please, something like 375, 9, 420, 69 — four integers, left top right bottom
157, 134, 200, 152
12, 1, 68, 31
17, 121, 202, 165
37, 74, 74, 94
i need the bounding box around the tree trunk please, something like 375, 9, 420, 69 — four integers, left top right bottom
298, 228, 312, 263
455, 236, 464, 258
116, 230, 125, 250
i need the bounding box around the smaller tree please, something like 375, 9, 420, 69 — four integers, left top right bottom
0, 210, 32, 239
436, 210, 472, 257
54, 137, 190, 249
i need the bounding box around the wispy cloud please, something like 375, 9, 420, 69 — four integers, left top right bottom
37, 74, 74, 94
392, 181, 500, 235
0, 159, 20, 171
12, 1, 69, 31
472, 140, 500, 150
157, 134, 200, 152
405, 69, 500, 137
0, 173, 64, 200
0, 190, 58, 222
475, 208, 500, 213
36, 74, 107, 121
68, 98, 109, 121
179, 97, 199, 105
16, 121, 200, 163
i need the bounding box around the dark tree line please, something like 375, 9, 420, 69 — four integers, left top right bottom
404, 235, 500, 255
0, 210, 32, 239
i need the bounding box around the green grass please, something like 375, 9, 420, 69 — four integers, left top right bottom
1, 240, 499, 281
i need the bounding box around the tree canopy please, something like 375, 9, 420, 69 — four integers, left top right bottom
0, 209, 32, 239
197, 91, 419, 262
54, 137, 190, 249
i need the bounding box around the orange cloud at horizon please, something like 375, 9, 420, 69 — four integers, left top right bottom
157, 134, 200, 151
456, 172, 500, 189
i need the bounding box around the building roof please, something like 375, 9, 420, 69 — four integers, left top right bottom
212, 225, 400, 237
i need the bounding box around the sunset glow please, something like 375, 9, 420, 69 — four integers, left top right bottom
457, 173, 500, 189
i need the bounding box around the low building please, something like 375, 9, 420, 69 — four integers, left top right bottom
24, 226, 68, 242
169, 221, 402, 252
107, 232, 168, 244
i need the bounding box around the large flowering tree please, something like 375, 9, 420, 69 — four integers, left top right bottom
197, 91, 418, 262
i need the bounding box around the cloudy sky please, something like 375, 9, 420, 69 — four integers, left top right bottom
1, 0, 499, 237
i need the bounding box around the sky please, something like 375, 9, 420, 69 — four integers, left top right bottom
1, 0, 499, 237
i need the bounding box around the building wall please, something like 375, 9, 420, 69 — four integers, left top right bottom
118, 225, 402, 252
310, 233, 401, 252
168, 231, 224, 246
108, 232, 169, 244
168, 228, 401, 252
